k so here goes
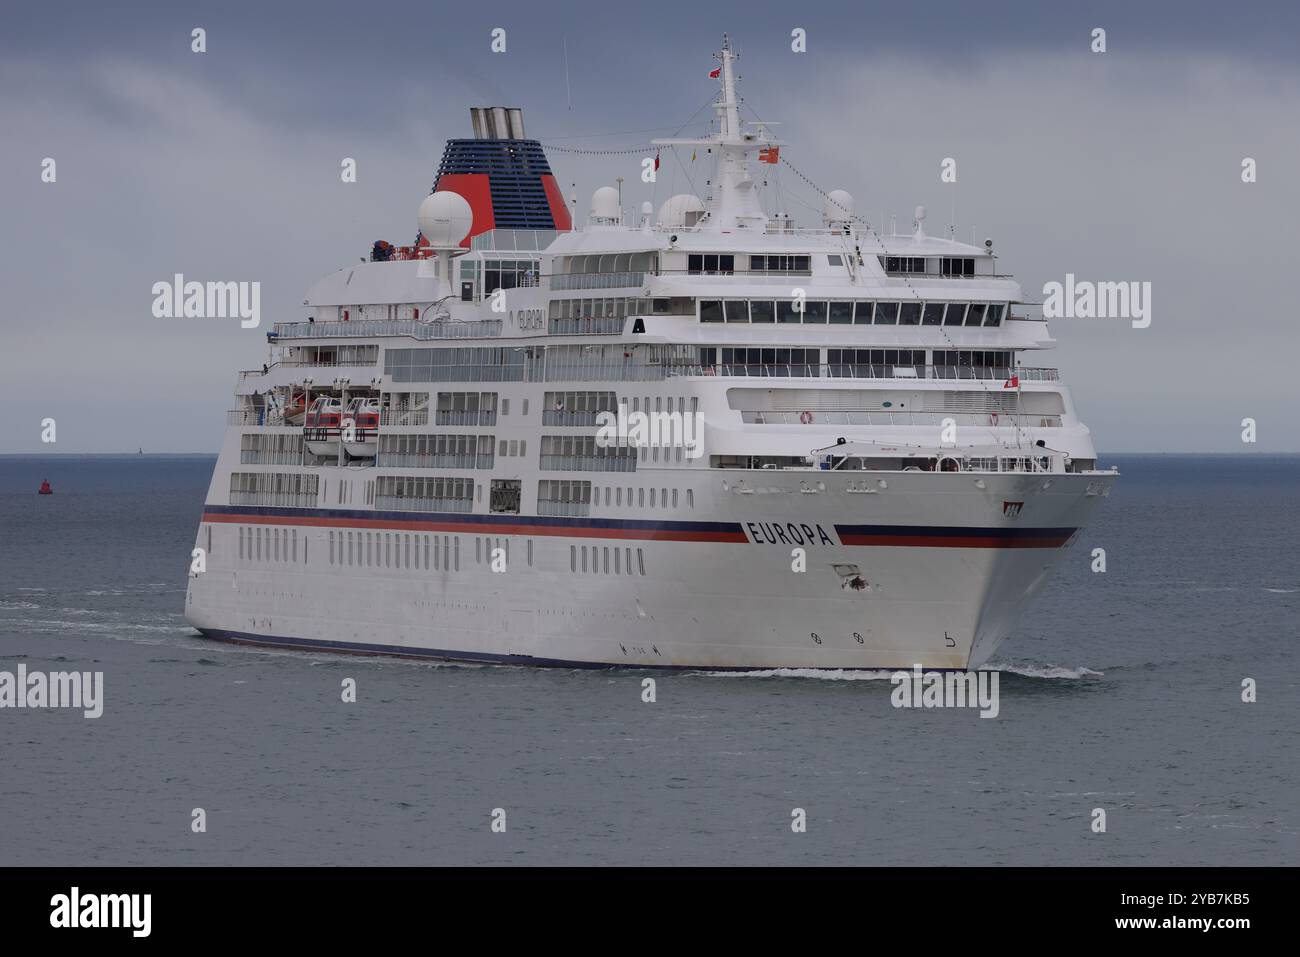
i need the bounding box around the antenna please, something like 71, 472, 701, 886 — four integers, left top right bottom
562, 36, 572, 110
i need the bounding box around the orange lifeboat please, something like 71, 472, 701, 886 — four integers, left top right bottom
342, 397, 380, 458
303, 396, 343, 457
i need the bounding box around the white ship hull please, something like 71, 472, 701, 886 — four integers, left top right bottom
185, 469, 1112, 670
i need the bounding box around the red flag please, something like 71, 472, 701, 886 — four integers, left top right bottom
758, 146, 779, 164
708, 67, 721, 78
654, 151, 660, 171
1003, 375, 1019, 389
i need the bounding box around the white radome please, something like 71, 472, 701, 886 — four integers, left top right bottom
591, 186, 620, 220
418, 191, 473, 247
658, 193, 706, 227
824, 189, 854, 223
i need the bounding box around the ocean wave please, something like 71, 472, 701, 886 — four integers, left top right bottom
0, 601, 41, 610
987, 663, 1104, 679
698, 667, 898, 680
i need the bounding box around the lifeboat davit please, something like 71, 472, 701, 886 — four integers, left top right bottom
282, 390, 308, 426
38, 479, 53, 495
303, 396, 343, 457
342, 397, 380, 458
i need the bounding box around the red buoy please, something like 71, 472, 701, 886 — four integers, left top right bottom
38, 479, 53, 495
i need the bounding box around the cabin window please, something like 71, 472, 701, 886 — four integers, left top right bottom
750, 300, 775, 323
943, 303, 967, 326
985, 304, 1004, 326
874, 302, 899, 325
699, 300, 723, 323
923, 303, 945, 325
829, 301, 853, 324
899, 302, 922, 325
965, 303, 987, 326
803, 301, 828, 323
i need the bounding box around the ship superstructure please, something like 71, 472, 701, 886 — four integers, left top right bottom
186, 39, 1115, 669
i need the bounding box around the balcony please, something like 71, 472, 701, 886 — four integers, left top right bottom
740, 411, 1063, 427
271, 319, 503, 340
548, 317, 625, 336
666, 364, 1060, 381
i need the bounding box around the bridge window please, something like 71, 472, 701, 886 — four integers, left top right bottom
724, 300, 749, 322
829, 301, 853, 324
873, 302, 899, 325
700, 300, 723, 323
943, 303, 967, 326
750, 300, 775, 323
899, 302, 922, 325
941, 257, 975, 276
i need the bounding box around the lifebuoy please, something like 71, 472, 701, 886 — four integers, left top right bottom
799, 410, 814, 425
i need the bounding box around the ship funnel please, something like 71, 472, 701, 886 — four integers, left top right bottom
470, 106, 527, 139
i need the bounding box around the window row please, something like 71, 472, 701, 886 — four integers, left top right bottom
376, 434, 494, 470
229, 472, 319, 508
237, 525, 303, 563
877, 256, 976, 276
240, 433, 305, 465
556, 252, 657, 275
540, 435, 638, 472
483, 259, 540, 294
571, 544, 646, 577
548, 297, 654, 320
329, 529, 458, 572
375, 476, 475, 512
933, 350, 1014, 368
699, 299, 1005, 326
593, 485, 690, 510
386, 348, 526, 383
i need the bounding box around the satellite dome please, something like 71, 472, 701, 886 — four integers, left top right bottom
823, 189, 855, 223
590, 186, 620, 221
641, 201, 654, 215
418, 191, 473, 248
658, 194, 706, 228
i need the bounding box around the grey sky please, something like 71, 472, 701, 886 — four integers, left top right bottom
3, 0, 1297, 452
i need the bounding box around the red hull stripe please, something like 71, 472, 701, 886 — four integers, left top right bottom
202, 507, 747, 543
837, 525, 1076, 549
200, 508, 1075, 549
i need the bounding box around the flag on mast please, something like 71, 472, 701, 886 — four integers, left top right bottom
708, 67, 721, 79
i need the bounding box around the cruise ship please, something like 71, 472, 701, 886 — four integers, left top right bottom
185, 38, 1115, 670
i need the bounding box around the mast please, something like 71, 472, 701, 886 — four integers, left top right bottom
651, 35, 781, 233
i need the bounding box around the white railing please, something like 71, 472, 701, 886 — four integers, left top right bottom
742, 411, 1063, 427
537, 500, 591, 517
272, 319, 502, 340
229, 491, 317, 508
434, 410, 497, 426
551, 272, 645, 291
539, 455, 638, 472
380, 410, 430, 426
548, 317, 625, 335
374, 495, 473, 513
375, 454, 494, 470
667, 365, 1059, 381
